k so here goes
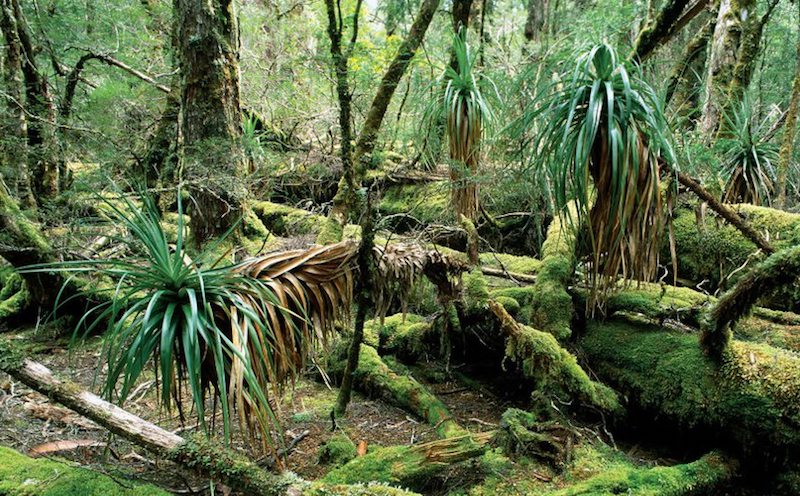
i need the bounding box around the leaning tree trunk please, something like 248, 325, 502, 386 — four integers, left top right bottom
776, 6, 800, 206
352, 0, 440, 170
725, 0, 779, 107
0, 0, 34, 208
176, 0, 246, 245
700, 0, 754, 139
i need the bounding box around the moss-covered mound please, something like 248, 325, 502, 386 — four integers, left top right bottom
580, 319, 800, 459
364, 314, 433, 362
0, 445, 168, 495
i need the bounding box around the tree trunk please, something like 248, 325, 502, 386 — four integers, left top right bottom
319, 0, 363, 238
665, 17, 714, 122
524, 0, 547, 41
335, 200, 375, 415
726, 0, 779, 105
9, 0, 60, 199
776, 6, 800, 206
699, 0, 754, 139
0, 0, 34, 208
352, 0, 441, 169
176, 0, 246, 245
630, 0, 694, 62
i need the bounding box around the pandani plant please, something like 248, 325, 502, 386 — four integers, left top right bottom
719, 96, 778, 206
422, 27, 495, 221
22, 192, 356, 452
523, 43, 676, 304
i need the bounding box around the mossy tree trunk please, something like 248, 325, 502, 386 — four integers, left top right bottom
700, 0, 754, 139
0, 0, 34, 208
630, 0, 694, 62
7, 0, 61, 199
335, 201, 375, 415
725, 0, 780, 105
665, 17, 715, 122
176, 0, 246, 245
776, 6, 800, 207
352, 0, 441, 170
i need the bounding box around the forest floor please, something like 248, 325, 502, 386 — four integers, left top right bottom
0, 328, 523, 495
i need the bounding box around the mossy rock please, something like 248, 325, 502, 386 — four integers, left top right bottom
319, 434, 358, 466
0, 270, 29, 323
0, 445, 168, 495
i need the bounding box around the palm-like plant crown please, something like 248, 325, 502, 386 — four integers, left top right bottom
425, 28, 493, 220
719, 97, 778, 206
530, 43, 675, 301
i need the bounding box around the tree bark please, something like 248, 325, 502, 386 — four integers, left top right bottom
524, 0, 547, 41
320, 0, 363, 237
176, 0, 246, 245
726, 0, 780, 106
630, 0, 701, 62
9, 0, 60, 198
776, 5, 800, 206
0, 0, 34, 208
352, 0, 440, 169
665, 17, 714, 123
699, 0, 754, 139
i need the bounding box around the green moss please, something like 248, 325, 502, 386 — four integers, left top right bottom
464, 270, 490, 314
0, 271, 29, 321
251, 201, 325, 236
669, 204, 800, 286
319, 434, 358, 466
544, 451, 735, 496
479, 253, 541, 275
322, 445, 433, 487
504, 323, 620, 413
494, 296, 520, 317
317, 217, 345, 244
379, 182, 451, 225
304, 482, 421, 495
581, 319, 800, 454
529, 206, 578, 341
0, 445, 168, 495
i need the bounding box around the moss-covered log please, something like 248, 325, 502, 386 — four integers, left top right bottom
332, 343, 467, 438
488, 299, 620, 414
669, 201, 799, 286
701, 244, 800, 358
528, 204, 578, 341
581, 319, 800, 461
543, 451, 737, 496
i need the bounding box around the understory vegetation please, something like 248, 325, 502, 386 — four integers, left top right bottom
1, 0, 800, 494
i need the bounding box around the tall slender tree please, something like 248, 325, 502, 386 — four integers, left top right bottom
776, 1, 800, 206
175, 0, 246, 245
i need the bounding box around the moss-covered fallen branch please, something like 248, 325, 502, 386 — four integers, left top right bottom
0, 339, 417, 495
489, 300, 620, 414
581, 319, 800, 460
331, 343, 466, 438
701, 245, 800, 358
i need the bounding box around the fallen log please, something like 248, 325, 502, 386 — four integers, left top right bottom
580, 318, 800, 463
0, 339, 419, 495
